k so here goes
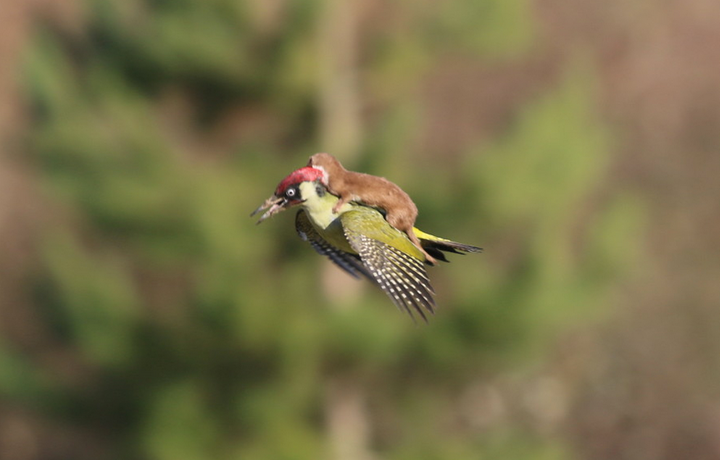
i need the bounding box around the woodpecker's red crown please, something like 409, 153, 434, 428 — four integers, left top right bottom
274, 166, 324, 195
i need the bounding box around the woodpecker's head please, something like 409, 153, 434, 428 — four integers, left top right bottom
251, 167, 325, 223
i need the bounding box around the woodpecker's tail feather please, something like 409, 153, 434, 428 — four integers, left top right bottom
413, 228, 482, 263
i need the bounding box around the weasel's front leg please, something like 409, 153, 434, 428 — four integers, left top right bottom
332, 195, 351, 214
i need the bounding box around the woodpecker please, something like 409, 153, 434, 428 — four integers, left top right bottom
251, 166, 482, 321
307, 153, 438, 264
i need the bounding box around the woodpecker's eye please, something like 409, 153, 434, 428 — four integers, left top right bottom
285, 187, 298, 198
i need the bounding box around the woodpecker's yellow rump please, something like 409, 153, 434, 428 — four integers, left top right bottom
251, 166, 481, 321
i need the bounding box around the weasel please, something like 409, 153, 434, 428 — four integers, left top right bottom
307, 152, 437, 265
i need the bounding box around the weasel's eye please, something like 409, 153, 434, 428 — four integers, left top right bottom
285, 187, 297, 198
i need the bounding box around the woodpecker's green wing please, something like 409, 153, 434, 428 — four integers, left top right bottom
295, 210, 371, 280
339, 207, 436, 321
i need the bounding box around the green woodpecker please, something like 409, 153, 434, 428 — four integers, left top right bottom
251, 167, 481, 321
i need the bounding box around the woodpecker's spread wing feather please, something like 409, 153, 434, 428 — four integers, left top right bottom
295, 210, 371, 280
341, 210, 436, 321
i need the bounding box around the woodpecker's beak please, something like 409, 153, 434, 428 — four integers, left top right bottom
251, 195, 288, 224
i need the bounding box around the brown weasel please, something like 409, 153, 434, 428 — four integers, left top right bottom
307, 152, 437, 265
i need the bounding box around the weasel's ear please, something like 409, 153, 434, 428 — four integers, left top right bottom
309, 164, 329, 186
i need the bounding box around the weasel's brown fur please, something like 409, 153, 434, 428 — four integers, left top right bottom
307, 153, 437, 265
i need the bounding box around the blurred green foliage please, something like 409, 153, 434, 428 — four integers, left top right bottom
8, 0, 641, 459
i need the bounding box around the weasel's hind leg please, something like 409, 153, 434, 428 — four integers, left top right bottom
407, 229, 437, 266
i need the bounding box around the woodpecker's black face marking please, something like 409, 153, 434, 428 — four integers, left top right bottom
284, 185, 299, 200
282, 184, 307, 208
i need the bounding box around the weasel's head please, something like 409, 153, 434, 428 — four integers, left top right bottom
307, 152, 344, 183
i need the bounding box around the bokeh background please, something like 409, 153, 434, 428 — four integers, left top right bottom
1, 0, 719, 459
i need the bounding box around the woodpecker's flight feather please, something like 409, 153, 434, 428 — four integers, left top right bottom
344, 223, 435, 321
